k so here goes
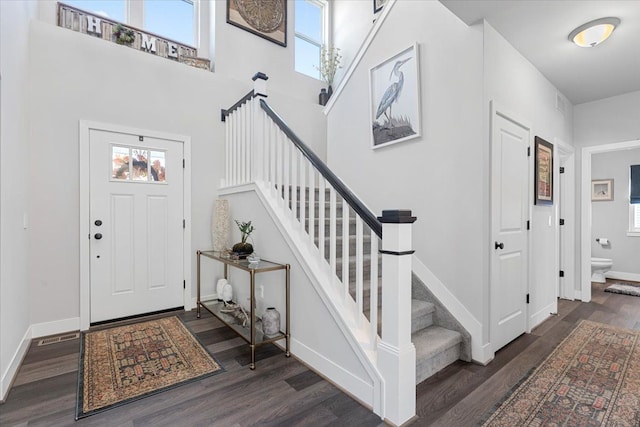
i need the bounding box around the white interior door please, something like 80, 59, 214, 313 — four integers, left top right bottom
89, 129, 184, 323
490, 108, 530, 352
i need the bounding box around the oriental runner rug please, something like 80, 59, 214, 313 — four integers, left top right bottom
482, 320, 640, 426
76, 316, 224, 419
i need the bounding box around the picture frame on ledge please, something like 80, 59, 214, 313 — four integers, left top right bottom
591, 179, 614, 201
534, 136, 553, 205
369, 43, 421, 150
226, 0, 287, 47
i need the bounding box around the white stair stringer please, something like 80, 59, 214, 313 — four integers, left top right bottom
251, 180, 386, 417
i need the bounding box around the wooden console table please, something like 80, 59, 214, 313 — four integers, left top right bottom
196, 250, 290, 369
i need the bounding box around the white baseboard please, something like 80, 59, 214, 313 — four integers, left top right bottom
606, 271, 640, 283
1, 326, 32, 402
529, 302, 556, 331
31, 317, 79, 338
191, 294, 217, 309
473, 343, 494, 366
290, 338, 374, 406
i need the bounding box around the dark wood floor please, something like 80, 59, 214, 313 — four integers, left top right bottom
1, 279, 639, 426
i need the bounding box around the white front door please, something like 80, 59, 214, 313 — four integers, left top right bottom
89, 129, 184, 323
490, 107, 530, 352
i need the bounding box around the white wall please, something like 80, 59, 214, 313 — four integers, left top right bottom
26, 18, 326, 327
591, 149, 640, 275
327, 1, 485, 335
220, 189, 376, 404
213, 0, 325, 105
484, 22, 573, 330
332, 0, 376, 87
0, 0, 39, 400
574, 91, 640, 148
573, 90, 640, 295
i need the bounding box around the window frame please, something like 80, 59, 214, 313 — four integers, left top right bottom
294, 0, 329, 80
66, 0, 200, 48
629, 204, 640, 235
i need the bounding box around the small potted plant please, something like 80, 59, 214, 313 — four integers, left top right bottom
113, 24, 135, 46
232, 220, 254, 257
316, 45, 342, 105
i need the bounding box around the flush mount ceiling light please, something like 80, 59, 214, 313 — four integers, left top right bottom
569, 17, 620, 48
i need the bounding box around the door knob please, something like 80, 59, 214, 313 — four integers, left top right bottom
94, 233, 103, 240
94, 220, 103, 226
494, 241, 504, 250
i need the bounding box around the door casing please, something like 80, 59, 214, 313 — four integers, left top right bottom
79, 121, 192, 330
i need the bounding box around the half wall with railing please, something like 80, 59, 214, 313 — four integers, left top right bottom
220, 73, 416, 425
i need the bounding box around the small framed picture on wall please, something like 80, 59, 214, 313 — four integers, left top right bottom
591, 179, 614, 201
534, 136, 553, 205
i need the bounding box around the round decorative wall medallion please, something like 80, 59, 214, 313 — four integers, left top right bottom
233, 0, 284, 33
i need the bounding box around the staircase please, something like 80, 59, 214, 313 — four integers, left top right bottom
295, 187, 464, 384
220, 74, 469, 424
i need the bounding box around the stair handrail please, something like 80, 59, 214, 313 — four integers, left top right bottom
259, 99, 382, 239
221, 89, 255, 122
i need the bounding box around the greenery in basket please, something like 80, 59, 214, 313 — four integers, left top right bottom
232, 220, 254, 255
315, 45, 342, 87
113, 24, 135, 46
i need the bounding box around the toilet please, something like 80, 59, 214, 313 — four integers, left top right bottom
591, 257, 613, 283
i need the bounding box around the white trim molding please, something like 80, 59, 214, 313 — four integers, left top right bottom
580, 139, 640, 303
1, 327, 31, 402
605, 271, 640, 283
529, 302, 557, 331
323, 0, 397, 114
31, 317, 80, 338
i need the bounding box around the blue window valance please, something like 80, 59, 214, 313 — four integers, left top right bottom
631, 165, 640, 204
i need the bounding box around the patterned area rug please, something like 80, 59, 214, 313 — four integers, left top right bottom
604, 283, 640, 297
76, 316, 224, 419
482, 320, 640, 426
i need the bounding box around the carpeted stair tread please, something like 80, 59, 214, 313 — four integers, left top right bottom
411, 299, 435, 333
413, 326, 462, 384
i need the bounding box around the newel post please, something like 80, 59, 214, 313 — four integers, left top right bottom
252, 72, 268, 182
377, 209, 416, 426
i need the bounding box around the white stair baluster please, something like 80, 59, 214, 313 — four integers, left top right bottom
329, 186, 337, 286
298, 151, 306, 233
240, 107, 245, 184
356, 217, 364, 327
291, 147, 298, 223
276, 129, 283, 205
283, 138, 290, 211
270, 121, 276, 196
318, 177, 325, 259
370, 233, 379, 350
308, 165, 315, 244
342, 199, 350, 303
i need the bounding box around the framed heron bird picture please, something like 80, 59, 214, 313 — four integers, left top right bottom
369, 43, 421, 149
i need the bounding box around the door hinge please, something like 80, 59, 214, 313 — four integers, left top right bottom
527, 147, 531, 157
139, 135, 144, 141
526, 293, 530, 304
560, 166, 565, 174
560, 218, 565, 226
559, 270, 565, 278
527, 220, 530, 230
183, 159, 185, 168
183, 219, 186, 229
183, 280, 186, 289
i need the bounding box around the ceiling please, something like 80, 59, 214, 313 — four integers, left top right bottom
439, 0, 640, 105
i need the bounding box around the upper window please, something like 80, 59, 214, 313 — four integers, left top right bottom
145, 0, 195, 46
64, 0, 126, 22
64, 0, 196, 47
295, 0, 326, 80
